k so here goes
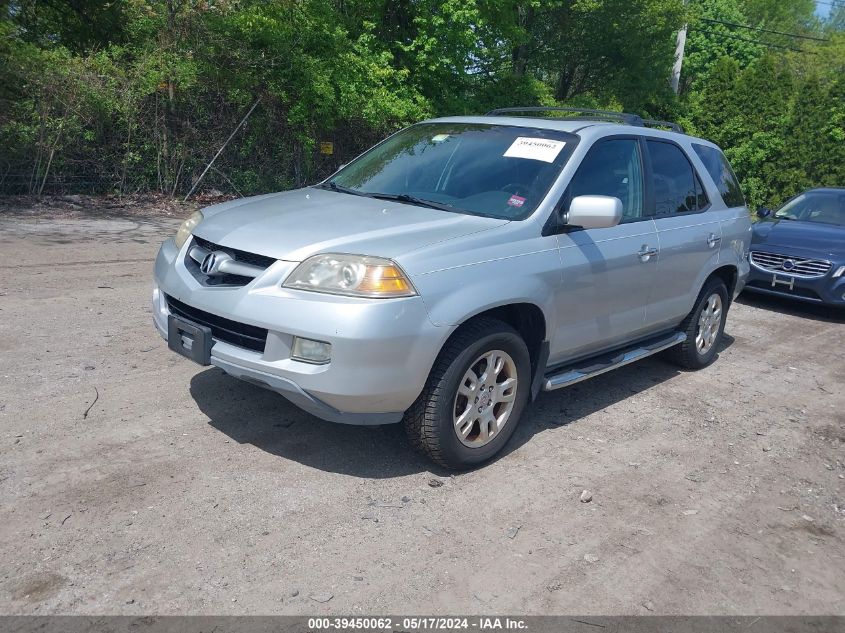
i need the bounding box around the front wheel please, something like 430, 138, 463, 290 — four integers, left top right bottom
404, 317, 531, 469
665, 278, 729, 370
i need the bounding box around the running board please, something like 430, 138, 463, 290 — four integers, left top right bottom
542, 331, 686, 391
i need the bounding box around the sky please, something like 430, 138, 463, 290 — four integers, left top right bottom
815, 1, 832, 18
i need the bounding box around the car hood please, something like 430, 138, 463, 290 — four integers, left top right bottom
193, 187, 508, 263
752, 218, 845, 259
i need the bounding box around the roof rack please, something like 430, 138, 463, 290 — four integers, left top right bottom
485, 107, 644, 126
642, 118, 685, 134
484, 106, 685, 134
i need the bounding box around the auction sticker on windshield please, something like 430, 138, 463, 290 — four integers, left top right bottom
503, 137, 566, 163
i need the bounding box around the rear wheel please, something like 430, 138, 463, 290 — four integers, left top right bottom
404, 317, 531, 469
666, 278, 729, 370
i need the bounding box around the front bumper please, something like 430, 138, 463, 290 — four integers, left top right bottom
153, 238, 451, 424
744, 260, 845, 305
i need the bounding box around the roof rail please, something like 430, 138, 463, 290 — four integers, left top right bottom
485, 106, 686, 134
485, 106, 645, 127
643, 118, 685, 134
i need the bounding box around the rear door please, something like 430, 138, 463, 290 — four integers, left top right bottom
550, 136, 659, 363
645, 139, 721, 330
690, 143, 751, 298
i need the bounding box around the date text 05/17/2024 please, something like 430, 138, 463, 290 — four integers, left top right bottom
307, 617, 528, 631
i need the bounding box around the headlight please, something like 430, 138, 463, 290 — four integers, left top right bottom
174, 210, 204, 248
282, 254, 416, 298
833, 265, 845, 278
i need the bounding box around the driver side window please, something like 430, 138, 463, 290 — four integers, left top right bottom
568, 139, 644, 221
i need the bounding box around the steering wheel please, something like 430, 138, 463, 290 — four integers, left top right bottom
502, 183, 529, 196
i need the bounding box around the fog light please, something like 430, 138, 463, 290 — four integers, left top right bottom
291, 336, 332, 364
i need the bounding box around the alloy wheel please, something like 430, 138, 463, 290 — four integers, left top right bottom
453, 350, 518, 448
695, 293, 723, 355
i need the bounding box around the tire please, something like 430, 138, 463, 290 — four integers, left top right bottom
404, 317, 532, 470
665, 277, 729, 370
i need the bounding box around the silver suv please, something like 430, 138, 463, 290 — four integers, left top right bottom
153, 108, 751, 469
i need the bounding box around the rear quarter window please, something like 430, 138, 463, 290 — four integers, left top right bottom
692, 144, 745, 208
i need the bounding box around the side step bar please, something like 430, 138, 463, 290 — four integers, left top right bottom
542, 331, 686, 391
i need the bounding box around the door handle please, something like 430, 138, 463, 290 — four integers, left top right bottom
707, 233, 722, 248
638, 246, 658, 262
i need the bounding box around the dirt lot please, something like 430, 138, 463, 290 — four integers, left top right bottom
1, 200, 843, 616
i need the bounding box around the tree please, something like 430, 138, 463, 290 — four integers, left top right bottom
526, 0, 684, 109
7, 0, 128, 52
0, 0, 840, 203
681, 0, 763, 92
830, 6, 845, 32
743, 0, 816, 32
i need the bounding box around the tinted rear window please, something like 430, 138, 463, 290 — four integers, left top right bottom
647, 140, 708, 214
692, 144, 745, 208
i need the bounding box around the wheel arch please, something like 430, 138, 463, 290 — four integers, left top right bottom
435, 302, 549, 401
707, 264, 739, 301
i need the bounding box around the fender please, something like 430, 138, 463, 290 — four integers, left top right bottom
413, 248, 559, 342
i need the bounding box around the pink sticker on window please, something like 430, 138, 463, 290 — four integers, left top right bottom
507, 195, 526, 208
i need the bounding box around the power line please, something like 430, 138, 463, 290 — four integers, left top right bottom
697, 28, 816, 54
700, 18, 829, 42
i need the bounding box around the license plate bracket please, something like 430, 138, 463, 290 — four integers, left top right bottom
771, 274, 795, 291
168, 315, 212, 365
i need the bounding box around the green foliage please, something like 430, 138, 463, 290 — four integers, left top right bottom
0, 0, 841, 204
523, 0, 684, 109
469, 74, 557, 114
686, 46, 845, 210
683, 0, 764, 92
8, 0, 128, 52
831, 6, 845, 32
744, 0, 816, 32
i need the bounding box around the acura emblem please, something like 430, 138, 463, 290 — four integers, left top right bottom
200, 250, 231, 275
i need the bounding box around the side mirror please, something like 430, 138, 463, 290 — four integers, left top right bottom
565, 195, 623, 229
757, 207, 771, 218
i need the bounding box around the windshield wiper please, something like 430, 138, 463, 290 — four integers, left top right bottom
366, 192, 460, 213
319, 183, 494, 217
319, 181, 371, 197
320, 183, 449, 209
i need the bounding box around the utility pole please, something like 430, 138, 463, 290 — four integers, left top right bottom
671, 0, 689, 94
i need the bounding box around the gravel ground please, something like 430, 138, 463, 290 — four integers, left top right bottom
0, 204, 843, 615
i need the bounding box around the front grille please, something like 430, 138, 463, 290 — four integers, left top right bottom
193, 235, 277, 269
750, 251, 831, 278
165, 295, 268, 353
186, 235, 278, 287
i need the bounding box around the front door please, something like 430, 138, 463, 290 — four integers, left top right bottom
550, 137, 659, 364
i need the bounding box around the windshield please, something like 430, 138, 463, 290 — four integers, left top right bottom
324, 123, 577, 219
775, 191, 845, 226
